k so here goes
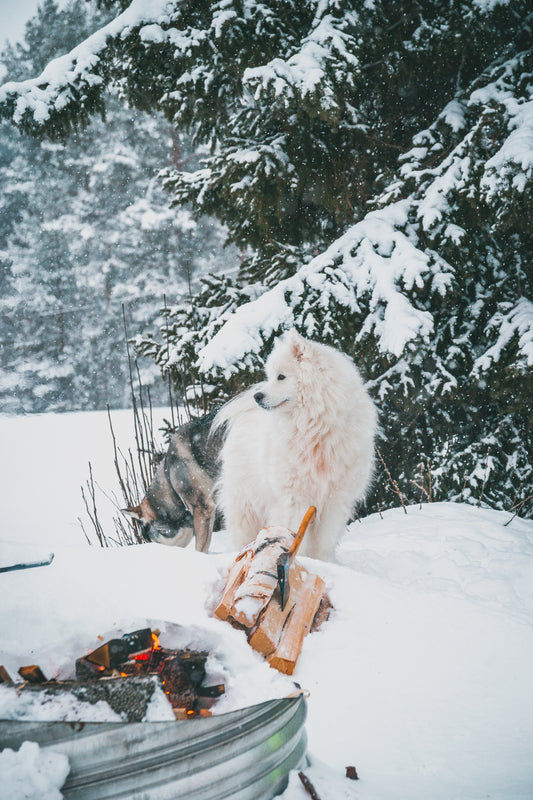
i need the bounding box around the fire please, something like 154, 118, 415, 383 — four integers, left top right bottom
134, 653, 150, 662
66, 628, 223, 720
132, 630, 161, 662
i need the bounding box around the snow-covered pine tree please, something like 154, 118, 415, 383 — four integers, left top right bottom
2, 1, 524, 266
169, 36, 532, 516
168, 39, 532, 515
1, 1, 530, 514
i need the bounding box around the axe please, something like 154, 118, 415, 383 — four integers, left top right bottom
277, 506, 316, 610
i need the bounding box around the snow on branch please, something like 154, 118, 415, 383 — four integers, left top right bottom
398, 48, 533, 233
243, 9, 361, 116
473, 56, 533, 208
474, 298, 533, 373
197, 200, 447, 375
0, 0, 174, 132
196, 47, 533, 380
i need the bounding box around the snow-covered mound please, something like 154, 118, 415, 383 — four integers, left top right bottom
341, 501, 533, 625
1, 410, 533, 800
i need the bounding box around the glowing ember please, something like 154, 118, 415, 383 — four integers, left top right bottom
72, 628, 225, 718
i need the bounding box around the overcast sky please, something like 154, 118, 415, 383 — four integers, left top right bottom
1, 0, 56, 46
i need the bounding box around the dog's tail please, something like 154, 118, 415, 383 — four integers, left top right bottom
210, 385, 262, 440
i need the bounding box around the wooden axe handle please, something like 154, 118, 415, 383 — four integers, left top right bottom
289, 506, 316, 558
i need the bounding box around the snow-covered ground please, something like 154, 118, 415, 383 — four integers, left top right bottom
1, 410, 533, 800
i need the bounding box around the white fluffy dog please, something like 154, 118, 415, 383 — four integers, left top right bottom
213, 329, 378, 561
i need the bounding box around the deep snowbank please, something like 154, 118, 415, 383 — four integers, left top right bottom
1, 410, 533, 800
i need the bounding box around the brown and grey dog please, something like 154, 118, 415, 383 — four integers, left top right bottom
124, 411, 223, 553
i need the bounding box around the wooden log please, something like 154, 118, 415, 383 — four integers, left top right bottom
18, 665, 48, 683
231, 527, 292, 626
247, 564, 308, 657
215, 510, 317, 625
225, 510, 317, 627
268, 572, 325, 675
212, 508, 328, 675
0, 665, 14, 684
213, 550, 252, 621
310, 594, 332, 632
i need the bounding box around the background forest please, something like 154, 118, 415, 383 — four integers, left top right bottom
0, 0, 531, 518
0, 0, 233, 413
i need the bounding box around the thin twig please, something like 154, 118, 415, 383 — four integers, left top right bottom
78, 516, 93, 546
410, 459, 433, 507
375, 445, 408, 514
123, 306, 143, 471
164, 294, 177, 431
81, 463, 107, 547
107, 405, 129, 505
504, 495, 533, 527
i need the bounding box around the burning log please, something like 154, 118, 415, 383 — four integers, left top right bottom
18, 665, 47, 684
0, 665, 14, 684
214, 507, 330, 675
9, 628, 224, 722
75, 627, 155, 678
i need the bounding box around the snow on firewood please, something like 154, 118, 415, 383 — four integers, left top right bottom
232, 525, 295, 626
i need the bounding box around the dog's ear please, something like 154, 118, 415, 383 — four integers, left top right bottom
120, 496, 157, 523
122, 505, 142, 521
287, 328, 307, 362
123, 497, 157, 522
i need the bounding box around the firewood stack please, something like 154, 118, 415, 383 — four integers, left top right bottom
214, 507, 330, 675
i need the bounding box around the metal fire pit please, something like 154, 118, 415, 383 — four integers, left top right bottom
0, 694, 307, 799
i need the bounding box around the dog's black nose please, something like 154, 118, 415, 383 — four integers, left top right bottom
254, 391, 265, 405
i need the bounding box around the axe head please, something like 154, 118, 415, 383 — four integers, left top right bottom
277, 551, 290, 611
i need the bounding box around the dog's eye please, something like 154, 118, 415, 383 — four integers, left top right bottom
277, 374, 286, 381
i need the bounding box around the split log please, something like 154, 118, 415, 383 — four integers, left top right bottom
215, 507, 316, 626
268, 572, 325, 675
214, 549, 253, 622
248, 563, 308, 657
213, 507, 330, 675
231, 526, 294, 626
